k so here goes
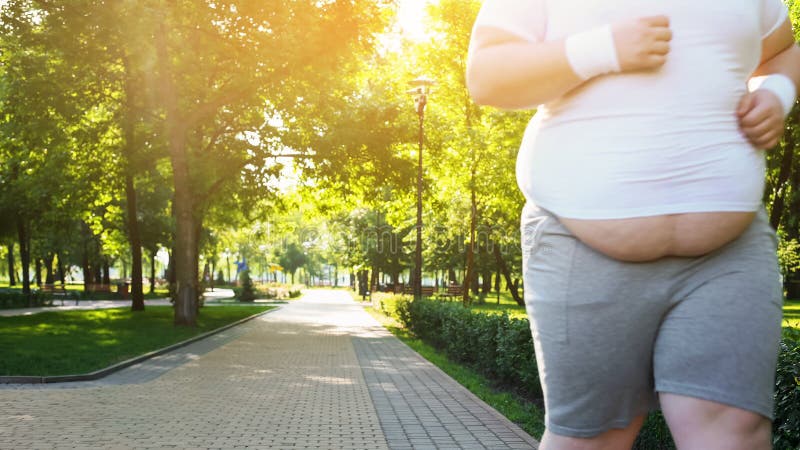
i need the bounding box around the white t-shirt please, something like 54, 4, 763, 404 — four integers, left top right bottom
473, 0, 789, 219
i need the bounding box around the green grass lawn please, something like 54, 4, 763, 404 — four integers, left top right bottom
0, 305, 273, 377
783, 299, 800, 329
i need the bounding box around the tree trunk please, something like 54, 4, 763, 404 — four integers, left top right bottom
193, 219, 203, 313
462, 188, 477, 305
157, 20, 197, 326
494, 245, 524, 306
495, 269, 501, 304
209, 260, 215, 291
7, 244, 15, 286
102, 260, 110, 285
787, 160, 800, 241
56, 253, 66, 287
34, 258, 42, 287
167, 250, 175, 286
370, 267, 378, 291
125, 173, 145, 311
17, 219, 31, 299
44, 254, 55, 285
150, 248, 157, 294
121, 55, 146, 311
481, 269, 492, 294
769, 132, 796, 229
82, 225, 91, 293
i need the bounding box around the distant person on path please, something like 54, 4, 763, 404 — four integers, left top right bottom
467, 1, 800, 449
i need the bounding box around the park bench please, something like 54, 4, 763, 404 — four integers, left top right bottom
40, 284, 73, 305
402, 286, 436, 298
438, 285, 465, 300
86, 284, 112, 293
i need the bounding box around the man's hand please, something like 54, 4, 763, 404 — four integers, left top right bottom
612, 16, 672, 72
737, 90, 786, 149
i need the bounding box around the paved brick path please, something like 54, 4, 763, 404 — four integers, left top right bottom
0, 290, 539, 449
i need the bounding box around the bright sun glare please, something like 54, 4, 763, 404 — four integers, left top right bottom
397, 0, 432, 41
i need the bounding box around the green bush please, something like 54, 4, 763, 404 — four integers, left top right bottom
396, 298, 800, 448
774, 338, 800, 450
495, 318, 541, 398
633, 412, 675, 450
397, 298, 540, 396
234, 270, 257, 302
0, 290, 51, 309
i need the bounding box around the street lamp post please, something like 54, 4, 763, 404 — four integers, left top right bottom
407, 76, 435, 301
224, 248, 231, 284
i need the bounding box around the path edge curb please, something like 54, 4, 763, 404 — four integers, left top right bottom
0, 306, 280, 384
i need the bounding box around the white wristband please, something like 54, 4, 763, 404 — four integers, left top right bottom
748, 74, 797, 117
564, 25, 622, 80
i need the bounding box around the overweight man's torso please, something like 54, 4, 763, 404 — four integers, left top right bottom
517, 0, 777, 261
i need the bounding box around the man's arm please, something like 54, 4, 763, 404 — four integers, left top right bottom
754, 19, 800, 84
466, 17, 672, 109
739, 19, 800, 149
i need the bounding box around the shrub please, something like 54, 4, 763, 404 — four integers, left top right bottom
774, 338, 800, 450
398, 299, 540, 395
495, 318, 541, 398
633, 412, 675, 450
0, 290, 51, 309
234, 270, 257, 302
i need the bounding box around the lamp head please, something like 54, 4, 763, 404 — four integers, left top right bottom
407, 77, 435, 114
408, 76, 436, 95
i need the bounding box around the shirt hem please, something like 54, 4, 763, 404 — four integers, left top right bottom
531, 200, 762, 220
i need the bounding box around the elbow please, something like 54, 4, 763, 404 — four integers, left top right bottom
467, 58, 538, 110
467, 81, 491, 107
467, 75, 537, 110
466, 64, 498, 107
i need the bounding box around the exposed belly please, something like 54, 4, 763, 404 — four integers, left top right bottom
560, 211, 756, 262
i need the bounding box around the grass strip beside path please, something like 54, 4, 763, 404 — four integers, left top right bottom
0, 305, 274, 377
362, 302, 546, 440
783, 299, 800, 329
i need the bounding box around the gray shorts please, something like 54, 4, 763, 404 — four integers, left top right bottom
521, 204, 784, 439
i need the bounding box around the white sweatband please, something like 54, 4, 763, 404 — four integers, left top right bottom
564, 25, 621, 80
748, 74, 797, 117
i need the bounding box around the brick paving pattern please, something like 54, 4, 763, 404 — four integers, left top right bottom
354, 335, 538, 450
1, 290, 538, 449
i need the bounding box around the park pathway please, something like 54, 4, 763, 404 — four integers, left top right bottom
0, 289, 539, 449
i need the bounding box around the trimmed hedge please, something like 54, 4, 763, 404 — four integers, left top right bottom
774, 336, 800, 450
396, 299, 542, 401
0, 290, 53, 309
397, 298, 800, 448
